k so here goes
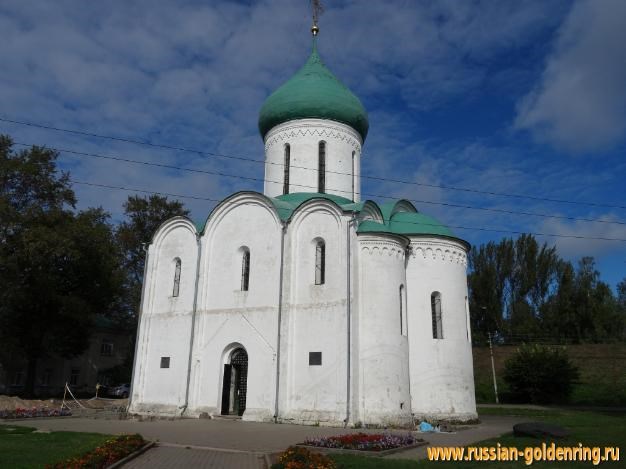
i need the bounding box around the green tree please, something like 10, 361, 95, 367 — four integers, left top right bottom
541, 260, 577, 340
0, 136, 123, 396
468, 239, 513, 340
468, 234, 559, 341
618, 278, 626, 340
116, 195, 189, 324
503, 344, 579, 404
100, 195, 188, 385
567, 257, 621, 342
508, 235, 560, 340
618, 278, 626, 313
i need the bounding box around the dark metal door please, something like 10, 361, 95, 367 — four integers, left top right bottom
220, 364, 232, 415
231, 349, 248, 416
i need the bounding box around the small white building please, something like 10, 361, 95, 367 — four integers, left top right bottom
129, 38, 477, 426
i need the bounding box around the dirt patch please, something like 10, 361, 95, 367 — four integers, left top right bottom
0, 395, 62, 411
0, 395, 128, 411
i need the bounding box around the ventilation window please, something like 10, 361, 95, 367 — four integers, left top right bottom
318, 141, 326, 193
241, 248, 250, 291
160, 357, 170, 368
172, 258, 181, 297
431, 292, 443, 339
309, 352, 322, 366
283, 144, 290, 195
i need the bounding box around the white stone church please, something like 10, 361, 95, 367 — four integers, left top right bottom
129, 36, 477, 426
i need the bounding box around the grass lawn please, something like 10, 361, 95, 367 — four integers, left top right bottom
0, 424, 112, 469
328, 408, 625, 468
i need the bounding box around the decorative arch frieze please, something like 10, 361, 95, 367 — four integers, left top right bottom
265, 121, 362, 151
409, 239, 468, 266
359, 239, 406, 259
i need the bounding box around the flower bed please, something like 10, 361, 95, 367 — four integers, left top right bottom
47, 434, 145, 469
1, 407, 72, 419
272, 446, 336, 469
302, 432, 420, 452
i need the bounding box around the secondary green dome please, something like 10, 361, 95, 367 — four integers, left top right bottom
258, 40, 369, 141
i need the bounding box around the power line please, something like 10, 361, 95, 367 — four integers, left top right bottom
70, 179, 626, 242
3, 116, 626, 210
14, 142, 626, 227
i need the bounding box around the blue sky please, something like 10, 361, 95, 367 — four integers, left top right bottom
1, 0, 625, 288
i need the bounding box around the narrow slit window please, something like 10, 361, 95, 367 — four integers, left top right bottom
465, 296, 470, 341
315, 240, 325, 285
351, 150, 355, 200
318, 141, 326, 193
283, 144, 290, 195
241, 249, 250, 291
400, 285, 406, 335
172, 258, 181, 297
431, 292, 443, 339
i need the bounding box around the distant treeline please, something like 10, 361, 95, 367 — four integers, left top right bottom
468, 234, 626, 343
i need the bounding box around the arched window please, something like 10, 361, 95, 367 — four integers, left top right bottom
241, 248, 250, 291
431, 292, 443, 339
315, 239, 325, 285
399, 285, 406, 335
172, 258, 181, 297
318, 141, 326, 193
283, 144, 290, 195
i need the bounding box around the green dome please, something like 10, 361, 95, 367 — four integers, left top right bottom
258, 40, 369, 141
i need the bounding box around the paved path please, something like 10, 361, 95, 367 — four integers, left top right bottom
8, 415, 527, 468
123, 445, 265, 469
383, 415, 526, 460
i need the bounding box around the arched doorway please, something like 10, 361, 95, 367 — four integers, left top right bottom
221, 348, 248, 416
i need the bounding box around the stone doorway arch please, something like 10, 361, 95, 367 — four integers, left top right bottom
220, 347, 248, 416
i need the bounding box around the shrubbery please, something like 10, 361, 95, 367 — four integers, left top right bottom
272, 446, 335, 469
46, 434, 145, 469
503, 344, 579, 404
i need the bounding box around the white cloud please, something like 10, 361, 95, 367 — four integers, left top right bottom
515, 0, 626, 153
0, 0, 615, 238
539, 215, 626, 260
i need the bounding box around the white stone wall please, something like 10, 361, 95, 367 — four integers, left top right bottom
278, 201, 350, 425
356, 234, 413, 426
187, 194, 283, 422
263, 119, 362, 201
405, 237, 477, 421
130, 218, 199, 416
129, 198, 477, 425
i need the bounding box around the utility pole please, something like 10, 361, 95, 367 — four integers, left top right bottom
487, 331, 499, 404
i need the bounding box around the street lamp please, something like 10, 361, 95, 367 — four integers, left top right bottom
481, 306, 499, 404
